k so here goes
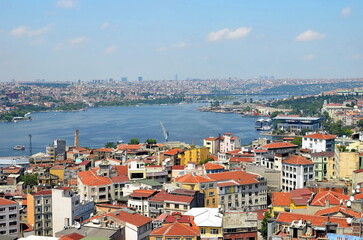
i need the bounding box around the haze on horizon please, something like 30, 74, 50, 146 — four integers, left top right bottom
0, 0, 362, 82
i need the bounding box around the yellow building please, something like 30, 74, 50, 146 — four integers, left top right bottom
334, 146, 360, 180
271, 189, 312, 216
50, 165, 65, 182
174, 174, 218, 208
178, 147, 210, 165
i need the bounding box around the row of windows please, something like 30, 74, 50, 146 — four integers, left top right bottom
201, 228, 219, 234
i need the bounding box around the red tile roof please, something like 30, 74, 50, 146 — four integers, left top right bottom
175, 174, 212, 184
111, 175, 129, 183
310, 191, 350, 206
33, 190, 52, 196
172, 165, 185, 170
254, 149, 268, 153
164, 148, 183, 156
304, 133, 336, 140
207, 170, 260, 185
262, 142, 297, 149
93, 148, 114, 152
150, 222, 200, 237
205, 137, 219, 141
272, 192, 291, 206
290, 188, 312, 205
276, 212, 350, 228
130, 190, 157, 198
315, 205, 362, 218
217, 181, 238, 187
109, 210, 152, 227
283, 155, 314, 165
204, 162, 224, 170
230, 157, 254, 163
0, 197, 17, 206
77, 170, 112, 186
59, 233, 85, 240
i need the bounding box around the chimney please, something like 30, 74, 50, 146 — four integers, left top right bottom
74, 130, 79, 148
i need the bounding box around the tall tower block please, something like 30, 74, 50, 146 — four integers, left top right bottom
74, 130, 79, 148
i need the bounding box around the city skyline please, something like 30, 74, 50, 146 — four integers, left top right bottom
0, 0, 362, 81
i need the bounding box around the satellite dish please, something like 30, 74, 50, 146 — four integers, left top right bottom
350, 196, 355, 201
352, 189, 356, 194
90, 213, 94, 217
347, 200, 352, 207
357, 188, 361, 193
298, 220, 302, 227
75, 222, 81, 229
347, 218, 352, 224
356, 185, 361, 189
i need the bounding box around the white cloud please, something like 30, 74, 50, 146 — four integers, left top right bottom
342, 6, 351, 16
100, 22, 110, 30
303, 54, 316, 60
206, 27, 252, 42
70, 36, 87, 44
10, 24, 52, 37
173, 42, 187, 48
104, 45, 117, 54
56, 0, 77, 8
54, 36, 87, 50
295, 30, 325, 41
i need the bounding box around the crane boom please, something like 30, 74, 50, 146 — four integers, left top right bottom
160, 121, 169, 142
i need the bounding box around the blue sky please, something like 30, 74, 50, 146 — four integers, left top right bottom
0, 0, 362, 81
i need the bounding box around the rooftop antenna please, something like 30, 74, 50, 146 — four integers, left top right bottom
28, 134, 32, 156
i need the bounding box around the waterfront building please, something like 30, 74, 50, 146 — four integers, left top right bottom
273, 116, 323, 133
302, 132, 336, 153
0, 197, 19, 238
281, 155, 314, 192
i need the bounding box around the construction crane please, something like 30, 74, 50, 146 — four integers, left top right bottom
160, 121, 169, 142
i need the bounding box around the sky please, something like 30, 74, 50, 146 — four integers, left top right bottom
0, 0, 362, 81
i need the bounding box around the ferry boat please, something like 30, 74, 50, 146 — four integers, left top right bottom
13, 145, 25, 150
255, 118, 272, 131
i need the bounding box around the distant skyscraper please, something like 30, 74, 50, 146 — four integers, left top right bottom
175, 74, 178, 81
138, 76, 143, 82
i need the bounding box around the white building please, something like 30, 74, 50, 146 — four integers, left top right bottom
219, 133, 241, 153
302, 133, 336, 153
52, 188, 94, 236
281, 155, 314, 192
0, 198, 19, 238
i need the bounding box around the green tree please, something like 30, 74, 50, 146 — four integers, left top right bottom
20, 173, 39, 187
199, 157, 214, 165
260, 210, 272, 239
270, 111, 284, 118
129, 138, 140, 145
146, 139, 157, 144
291, 137, 302, 147
105, 142, 116, 148
233, 101, 241, 105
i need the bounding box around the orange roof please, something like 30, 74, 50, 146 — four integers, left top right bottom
276, 212, 350, 228
230, 157, 254, 163
262, 142, 297, 149
117, 144, 143, 150
59, 233, 85, 240
130, 190, 157, 198
283, 155, 314, 165
310, 190, 350, 206
164, 148, 183, 156
175, 174, 212, 184
93, 148, 114, 152
254, 149, 268, 153
204, 162, 224, 170
272, 192, 291, 206
149, 192, 194, 204
207, 170, 260, 185
109, 210, 152, 227
77, 170, 112, 186
150, 222, 200, 237
217, 181, 238, 187
304, 133, 336, 140
0, 197, 17, 206
315, 205, 362, 218
205, 137, 219, 141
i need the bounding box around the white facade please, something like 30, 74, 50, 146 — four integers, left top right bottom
128, 198, 149, 217
302, 135, 335, 153
0, 198, 19, 238
219, 133, 241, 153
282, 163, 314, 192
52, 188, 94, 236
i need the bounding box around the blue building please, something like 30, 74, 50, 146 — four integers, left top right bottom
273, 116, 323, 133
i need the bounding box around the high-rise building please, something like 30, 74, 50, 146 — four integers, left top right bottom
121, 77, 128, 82
0, 198, 19, 238
138, 76, 143, 82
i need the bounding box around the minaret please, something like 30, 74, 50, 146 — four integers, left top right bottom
74, 130, 79, 148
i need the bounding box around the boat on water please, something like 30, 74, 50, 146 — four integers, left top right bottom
13, 145, 25, 150
255, 118, 272, 131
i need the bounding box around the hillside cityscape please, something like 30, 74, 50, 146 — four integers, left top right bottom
1, 0, 363, 240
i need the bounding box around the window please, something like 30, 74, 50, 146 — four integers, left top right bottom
201, 228, 206, 234
174, 204, 179, 209
210, 228, 219, 234
166, 203, 170, 208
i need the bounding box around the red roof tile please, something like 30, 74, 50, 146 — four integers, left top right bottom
77, 170, 112, 186
310, 191, 350, 206
262, 142, 297, 149
304, 133, 336, 140
59, 233, 85, 240
164, 148, 183, 156
272, 192, 291, 206
204, 162, 224, 170
207, 170, 260, 185
276, 212, 350, 228
109, 210, 152, 227
130, 190, 157, 198
33, 190, 52, 196
0, 197, 17, 206
150, 222, 200, 237
315, 205, 362, 218
175, 174, 212, 184
217, 181, 237, 187
283, 155, 314, 165
93, 148, 114, 152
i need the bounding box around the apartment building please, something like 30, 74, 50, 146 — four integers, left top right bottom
0, 198, 19, 238
27, 190, 53, 236
302, 133, 336, 153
